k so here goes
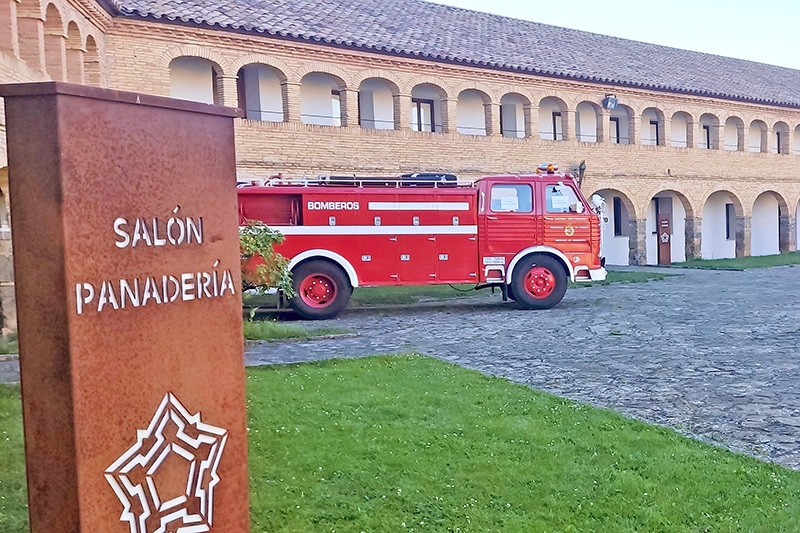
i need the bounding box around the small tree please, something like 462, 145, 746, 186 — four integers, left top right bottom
239, 220, 294, 296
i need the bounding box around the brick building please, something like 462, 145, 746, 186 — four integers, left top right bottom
0, 0, 799, 330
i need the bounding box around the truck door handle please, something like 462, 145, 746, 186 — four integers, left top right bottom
487, 216, 498, 220
389, 236, 398, 241
428, 236, 436, 241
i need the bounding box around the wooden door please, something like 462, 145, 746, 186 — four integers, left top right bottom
657, 214, 671, 265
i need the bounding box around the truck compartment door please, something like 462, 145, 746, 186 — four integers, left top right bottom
436, 192, 478, 282
397, 193, 437, 283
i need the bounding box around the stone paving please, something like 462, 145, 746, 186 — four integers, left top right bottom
244, 266, 800, 470
3, 266, 800, 469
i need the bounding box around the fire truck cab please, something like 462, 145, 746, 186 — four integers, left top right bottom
238, 166, 606, 319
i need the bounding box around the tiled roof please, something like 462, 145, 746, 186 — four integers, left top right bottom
108, 0, 800, 109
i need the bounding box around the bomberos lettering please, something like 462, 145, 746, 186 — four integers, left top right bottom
307, 201, 360, 211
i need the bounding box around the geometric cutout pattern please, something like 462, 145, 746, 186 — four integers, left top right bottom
105, 393, 228, 533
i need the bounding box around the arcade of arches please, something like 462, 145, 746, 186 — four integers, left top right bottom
593, 187, 797, 266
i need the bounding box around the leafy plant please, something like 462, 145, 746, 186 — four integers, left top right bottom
239, 220, 294, 296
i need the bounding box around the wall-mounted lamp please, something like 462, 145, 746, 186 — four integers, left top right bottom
602, 94, 618, 109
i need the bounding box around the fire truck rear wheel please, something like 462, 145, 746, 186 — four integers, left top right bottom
510, 255, 567, 310
290, 260, 352, 319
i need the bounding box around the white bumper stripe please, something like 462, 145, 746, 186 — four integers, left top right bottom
271, 225, 478, 236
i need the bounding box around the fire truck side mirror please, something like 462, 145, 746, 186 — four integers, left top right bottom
591, 194, 606, 213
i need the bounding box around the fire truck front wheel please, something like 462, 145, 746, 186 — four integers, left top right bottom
510, 255, 567, 310
289, 260, 353, 319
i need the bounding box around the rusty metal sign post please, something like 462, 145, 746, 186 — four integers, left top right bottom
0, 82, 250, 533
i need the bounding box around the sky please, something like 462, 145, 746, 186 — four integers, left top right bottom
430, 0, 800, 70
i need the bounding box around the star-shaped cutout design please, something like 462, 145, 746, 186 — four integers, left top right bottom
105, 393, 228, 533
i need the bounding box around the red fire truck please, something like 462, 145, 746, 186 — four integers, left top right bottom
238, 165, 606, 319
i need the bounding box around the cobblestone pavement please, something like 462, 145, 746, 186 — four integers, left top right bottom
245, 266, 800, 470
2, 266, 799, 469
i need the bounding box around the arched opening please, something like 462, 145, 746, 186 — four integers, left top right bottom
358, 78, 396, 130
751, 191, 789, 256
300, 72, 345, 126
748, 120, 767, 153
500, 93, 529, 138
794, 125, 800, 155
236, 64, 285, 122
17, 0, 44, 71
575, 101, 600, 142
796, 199, 800, 251
646, 191, 693, 265
698, 113, 719, 149
724, 116, 744, 151
670, 111, 692, 148
43, 3, 64, 80
456, 89, 490, 136
410, 83, 445, 133
64, 21, 83, 83
169, 56, 222, 104
701, 191, 743, 259
771, 122, 790, 154
609, 105, 633, 144
539, 97, 567, 140
641, 107, 665, 146
83, 35, 100, 86
592, 189, 636, 265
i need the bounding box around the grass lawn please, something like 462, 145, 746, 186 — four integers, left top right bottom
243, 319, 348, 341
0, 334, 18, 355
0, 384, 26, 533
244, 270, 671, 310
673, 251, 800, 270
247, 356, 800, 532
5, 355, 798, 531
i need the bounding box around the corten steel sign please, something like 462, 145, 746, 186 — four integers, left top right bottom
0, 82, 250, 533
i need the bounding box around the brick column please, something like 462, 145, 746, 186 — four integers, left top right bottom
687, 119, 697, 148
281, 81, 302, 123
709, 123, 722, 150
484, 102, 501, 137
395, 93, 411, 130
737, 215, 749, 257
18, 15, 45, 73
0, 1, 19, 57
787, 215, 797, 252
561, 110, 574, 141
779, 128, 791, 154
65, 47, 85, 84
684, 216, 702, 259
524, 103, 536, 139
218, 75, 238, 108
339, 87, 359, 127
630, 114, 641, 145
442, 98, 458, 134
779, 211, 791, 252
44, 31, 66, 81
662, 117, 671, 147
630, 218, 648, 265
597, 108, 610, 143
